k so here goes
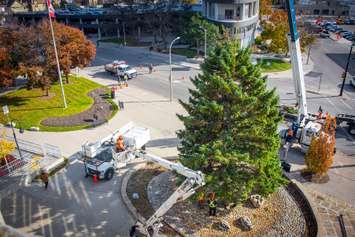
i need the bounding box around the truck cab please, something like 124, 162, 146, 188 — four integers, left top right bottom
82, 122, 150, 181
116, 64, 137, 79
84, 148, 117, 180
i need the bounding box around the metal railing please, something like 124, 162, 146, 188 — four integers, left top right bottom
5, 135, 62, 159
0, 158, 27, 177
1, 137, 62, 177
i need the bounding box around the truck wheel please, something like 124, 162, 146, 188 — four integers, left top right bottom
105, 168, 114, 180
348, 123, 355, 135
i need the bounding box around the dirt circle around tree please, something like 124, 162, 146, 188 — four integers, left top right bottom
41, 88, 116, 128
127, 166, 315, 237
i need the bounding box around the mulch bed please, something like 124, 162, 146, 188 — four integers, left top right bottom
126, 164, 181, 236
147, 171, 308, 237
41, 88, 115, 127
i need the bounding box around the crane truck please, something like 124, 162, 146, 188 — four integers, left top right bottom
283, 1, 354, 148
81, 122, 205, 236
281, 0, 324, 152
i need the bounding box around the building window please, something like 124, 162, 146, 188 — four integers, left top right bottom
236, 6, 240, 18
209, 3, 214, 18
225, 9, 234, 20
244, 4, 249, 18
244, 3, 253, 18
322, 9, 329, 15
253, 2, 256, 15
313, 9, 320, 14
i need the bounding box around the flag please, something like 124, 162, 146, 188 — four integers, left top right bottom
46, 0, 55, 18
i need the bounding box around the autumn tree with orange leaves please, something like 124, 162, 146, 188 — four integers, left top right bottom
0, 48, 13, 88
259, 0, 272, 18
40, 21, 96, 84
305, 114, 336, 178
0, 21, 96, 93
260, 9, 316, 55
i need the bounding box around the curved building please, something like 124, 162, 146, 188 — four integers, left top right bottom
202, 0, 259, 47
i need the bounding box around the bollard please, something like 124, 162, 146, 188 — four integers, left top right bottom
93, 174, 98, 183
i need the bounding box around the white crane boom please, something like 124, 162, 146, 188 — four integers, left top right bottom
113, 149, 205, 236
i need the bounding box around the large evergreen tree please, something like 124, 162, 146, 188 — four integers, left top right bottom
177, 41, 286, 202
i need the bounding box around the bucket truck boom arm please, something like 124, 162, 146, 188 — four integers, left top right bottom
114, 149, 205, 236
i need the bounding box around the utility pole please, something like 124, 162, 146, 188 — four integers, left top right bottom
203, 28, 207, 59
123, 22, 126, 46
339, 42, 354, 96
169, 37, 180, 102
200, 26, 207, 59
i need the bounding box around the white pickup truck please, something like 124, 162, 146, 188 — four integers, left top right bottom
82, 122, 150, 180
104, 60, 137, 79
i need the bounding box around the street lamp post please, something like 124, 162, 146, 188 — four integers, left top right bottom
169, 36, 180, 102
340, 42, 354, 96
199, 27, 207, 59
2, 105, 23, 160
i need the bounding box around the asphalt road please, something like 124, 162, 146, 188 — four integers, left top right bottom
1, 161, 135, 237
92, 44, 199, 102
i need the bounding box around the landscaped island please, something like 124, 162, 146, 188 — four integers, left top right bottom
0, 76, 117, 131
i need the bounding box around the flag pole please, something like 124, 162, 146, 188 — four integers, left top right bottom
47, 10, 67, 108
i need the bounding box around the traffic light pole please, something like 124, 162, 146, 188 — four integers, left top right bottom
339, 43, 354, 96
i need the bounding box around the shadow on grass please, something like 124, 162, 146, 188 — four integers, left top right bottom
9, 106, 63, 112
0, 96, 27, 107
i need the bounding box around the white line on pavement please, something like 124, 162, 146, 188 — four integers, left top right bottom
22, 195, 26, 227
79, 182, 92, 208
38, 205, 45, 236
340, 99, 353, 111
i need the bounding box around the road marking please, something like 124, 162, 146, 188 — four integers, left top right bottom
69, 159, 78, 165
28, 199, 32, 226
38, 205, 45, 236
340, 99, 353, 110
12, 192, 16, 224
79, 181, 92, 208
62, 216, 70, 236
47, 209, 54, 237
22, 195, 26, 227
54, 174, 61, 196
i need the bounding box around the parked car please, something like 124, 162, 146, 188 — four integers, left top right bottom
345, 34, 355, 41
351, 76, 355, 88
320, 30, 330, 38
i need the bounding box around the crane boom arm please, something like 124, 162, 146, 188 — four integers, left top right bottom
286, 0, 308, 126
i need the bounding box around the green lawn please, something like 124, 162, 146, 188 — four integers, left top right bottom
171, 48, 198, 58
0, 76, 113, 131
258, 59, 291, 73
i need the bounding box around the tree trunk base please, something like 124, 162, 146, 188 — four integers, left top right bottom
301, 171, 329, 183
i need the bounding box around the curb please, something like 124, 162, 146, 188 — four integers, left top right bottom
289, 179, 325, 237
120, 161, 147, 224
120, 162, 187, 236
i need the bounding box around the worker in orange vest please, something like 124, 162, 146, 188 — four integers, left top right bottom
116, 135, 125, 152
286, 128, 293, 143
